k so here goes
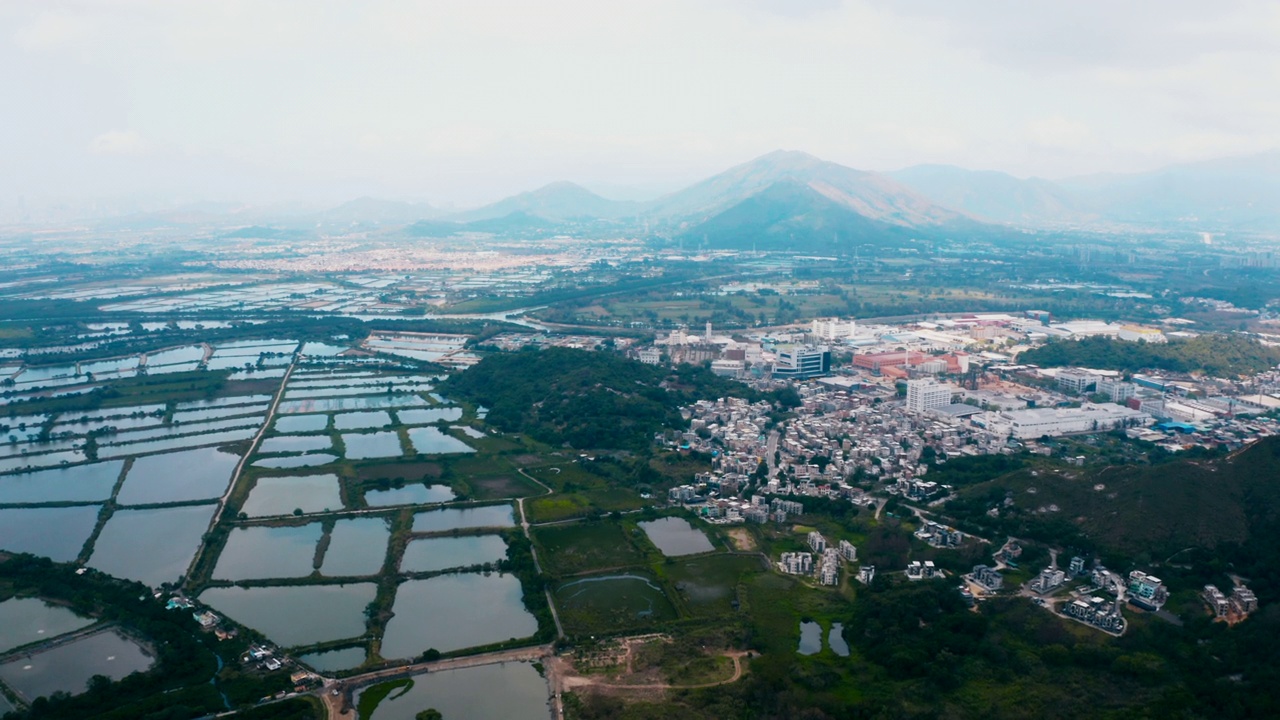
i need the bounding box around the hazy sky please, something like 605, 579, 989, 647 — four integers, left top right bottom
3, 0, 1278, 207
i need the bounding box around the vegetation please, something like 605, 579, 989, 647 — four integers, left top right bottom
1018, 334, 1280, 377
439, 347, 763, 450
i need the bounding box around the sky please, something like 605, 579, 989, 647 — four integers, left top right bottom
2, 0, 1278, 209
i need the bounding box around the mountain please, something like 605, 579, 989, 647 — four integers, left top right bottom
890, 165, 1091, 226
317, 197, 440, 227
646, 150, 966, 228
1058, 151, 1280, 231
447, 181, 640, 222
678, 180, 919, 251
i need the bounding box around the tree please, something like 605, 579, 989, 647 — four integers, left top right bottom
416, 711, 444, 720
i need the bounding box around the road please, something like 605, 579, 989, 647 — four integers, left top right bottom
182, 358, 296, 590
765, 431, 779, 474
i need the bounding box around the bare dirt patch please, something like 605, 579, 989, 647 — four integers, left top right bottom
726, 528, 757, 551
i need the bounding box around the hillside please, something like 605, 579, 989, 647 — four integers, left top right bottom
1018, 334, 1280, 377
438, 347, 760, 450
943, 436, 1280, 599
677, 180, 918, 251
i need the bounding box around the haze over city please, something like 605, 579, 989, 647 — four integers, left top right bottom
3, 0, 1278, 207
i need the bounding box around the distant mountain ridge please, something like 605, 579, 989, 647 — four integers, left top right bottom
58, 148, 1276, 240
890, 152, 1280, 231
445, 181, 640, 223
888, 165, 1092, 226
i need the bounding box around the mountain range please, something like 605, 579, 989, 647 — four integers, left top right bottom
412, 149, 1279, 247
23, 149, 1277, 249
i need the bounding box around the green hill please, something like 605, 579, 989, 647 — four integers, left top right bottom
943, 437, 1280, 598
1017, 334, 1280, 377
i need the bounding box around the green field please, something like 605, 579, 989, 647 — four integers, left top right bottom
554, 573, 677, 636
532, 521, 646, 576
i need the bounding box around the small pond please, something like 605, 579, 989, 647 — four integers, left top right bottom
638, 517, 715, 557
798, 621, 822, 656
299, 646, 366, 673
364, 484, 455, 507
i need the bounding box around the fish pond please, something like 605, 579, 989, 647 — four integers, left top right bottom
0, 461, 122, 505
212, 524, 324, 581
272, 414, 330, 434
257, 434, 333, 455
0, 505, 101, 562
0, 630, 153, 702
405, 427, 474, 455
411, 505, 514, 533
341, 431, 405, 460
88, 504, 216, 587
355, 661, 550, 720
379, 573, 537, 659
364, 483, 455, 507
399, 535, 508, 574
240, 474, 343, 517
0, 598, 94, 654
198, 584, 377, 648
320, 518, 390, 577
115, 447, 240, 505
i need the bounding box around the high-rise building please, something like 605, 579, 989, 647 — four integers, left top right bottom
906, 378, 954, 414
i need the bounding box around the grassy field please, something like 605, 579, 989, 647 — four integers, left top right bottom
554, 572, 678, 636
532, 521, 647, 576
662, 554, 765, 617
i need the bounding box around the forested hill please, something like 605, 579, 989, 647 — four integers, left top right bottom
1017, 334, 1280, 377
439, 347, 782, 450
944, 435, 1280, 602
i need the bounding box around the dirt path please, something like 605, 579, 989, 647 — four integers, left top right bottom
555, 650, 749, 693
182, 358, 296, 590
